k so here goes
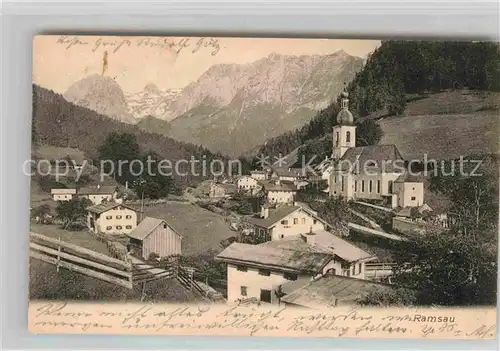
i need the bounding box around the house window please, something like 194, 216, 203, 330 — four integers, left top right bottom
293, 218, 298, 225
260, 289, 272, 303
361, 180, 365, 192
281, 220, 288, 225
336, 132, 339, 146
258, 269, 271, 276
280, 234, 284, 239
313, 220, 317, 225
377, 180, 381, 193
237, 265, 247, 272
388, 180, 393, 193
411, 196, 416, 201
346, 131, 351, 143
301, 218, 305, 224
125, 225, 132, 229
358, 263, 363, 274
106, 226, 112, 230
126, 215, 132, 219
284, 272, 298, 281
344, 269, 351, 277
354, 181, 357, 192
369, 180, 373, 193
106, 215, 112, 220
116, 215, 122, 219
341, 176, 344, 192
240, 286, 248, 296
116, 225, 122, 230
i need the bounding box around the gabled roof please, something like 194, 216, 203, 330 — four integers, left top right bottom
247, 205, 300, 228
395, 171, 423, 183
215, 242, 333, 274
281, 274, 396, 308
271, 167, 305, 178
312, 230, 374, 262
51, 188, 77, 194
248, 205, 333, 229
260, 180, 297, 192
220, 183, 237, 194
86, 202, 139, 214
78, 185, 118, 195
337, 144, 404, 173
262, 231, 373, 263
127, 216, 182, 241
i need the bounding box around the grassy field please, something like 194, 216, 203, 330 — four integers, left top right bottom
379, 110, 498, 161
30, 260, 204, 302
30, 223, 110, 254
144, 201, 236, 255
29, 223, 205, 302
371, 91, 500, 161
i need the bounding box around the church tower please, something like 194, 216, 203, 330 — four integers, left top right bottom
332, 89, 356, 160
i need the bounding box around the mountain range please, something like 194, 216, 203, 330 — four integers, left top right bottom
62, 50, 363, 156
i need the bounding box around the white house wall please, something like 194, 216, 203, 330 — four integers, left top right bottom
267, 190, 295, 204
268, 209, 326, 240
89, 207, 138, 235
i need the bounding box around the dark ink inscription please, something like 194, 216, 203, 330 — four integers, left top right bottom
56, 36, 222, 56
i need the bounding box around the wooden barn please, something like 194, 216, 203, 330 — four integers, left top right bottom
127, 216, 182, 259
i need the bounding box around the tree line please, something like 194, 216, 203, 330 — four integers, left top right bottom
32, 85, 235, 187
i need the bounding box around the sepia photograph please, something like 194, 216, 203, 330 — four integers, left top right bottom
29, 35, 498, 338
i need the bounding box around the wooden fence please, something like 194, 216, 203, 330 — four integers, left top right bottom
29, 232, 134, 289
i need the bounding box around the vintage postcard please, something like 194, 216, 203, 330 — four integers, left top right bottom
29, 35, 498, 338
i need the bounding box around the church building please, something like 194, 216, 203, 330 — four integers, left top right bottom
328, 90, 424, 208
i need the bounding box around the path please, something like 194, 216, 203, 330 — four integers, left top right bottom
349, 208, 384, 231
353, 201, 394, 213
348, 222, 406, 242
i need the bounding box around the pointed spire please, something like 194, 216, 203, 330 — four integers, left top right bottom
341, 82, 349, 109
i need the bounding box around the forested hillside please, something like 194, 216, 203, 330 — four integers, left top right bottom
255, 41, 500, 161
32, 85, 232, 185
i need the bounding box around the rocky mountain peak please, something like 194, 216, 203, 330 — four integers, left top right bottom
63, 74, 136, 124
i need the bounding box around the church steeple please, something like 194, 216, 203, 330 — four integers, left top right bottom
336, 83, 354, 125
332, 83, 356, 159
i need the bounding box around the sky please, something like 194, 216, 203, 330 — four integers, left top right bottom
33, 35, 380, 94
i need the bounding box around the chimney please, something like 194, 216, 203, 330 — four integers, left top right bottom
260, 205, 269, 219
301, 226, 316, 246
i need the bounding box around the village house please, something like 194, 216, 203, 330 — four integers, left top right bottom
86, 202, 139, 235
249, 170, 268, 181
328, 90, 424, 208
50, 188, 77, 201
78, 184, 119, 205
236, 175, 262, 194
280, 274, 396, 308
247, 204, 330, 241
208, 183, 226, 199
271, 167, 305, 182
260, 180, 297, 204
393, 172, 425, 208
127, 216, 182, 259
216, 230, 374, 304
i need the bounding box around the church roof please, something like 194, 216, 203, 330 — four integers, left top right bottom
336, 109, 354, 125
337, 144, 404, 173
395, 171, 423, 183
